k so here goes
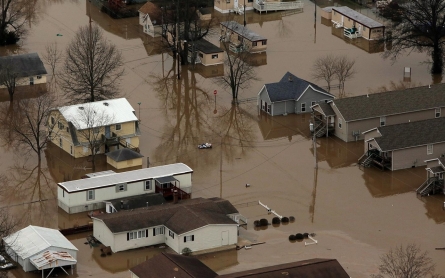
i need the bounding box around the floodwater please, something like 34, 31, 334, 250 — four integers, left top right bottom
1, 0, 444, 277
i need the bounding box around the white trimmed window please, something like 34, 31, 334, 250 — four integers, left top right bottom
212, 54, 218, 59
427, 144, 433, 155
58, 121, 64, 129
87, 190, 95, 200
184, 235, 195, 242
153, 227, 165, 236
59, 138, 63, 148
93, 127, 100, 134
127, 229, 147, 240
169, 230, 175, 239
338, 118, 342, 129
116, 124, 122, 131
116, 183, 127, 192
70, 145, 73, 155
51, 117, 55, 125
144, 180, 152, 191
380, 116, 386, 127
435, 108, 441, 118
301, 103, 306, 112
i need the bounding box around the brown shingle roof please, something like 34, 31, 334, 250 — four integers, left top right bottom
373, 117, 445, 151
139, 2, 163, 26
130, 252, 218, 278
94, 198, 238, 234
218, 258, 350, 278
334, 84, 445, 122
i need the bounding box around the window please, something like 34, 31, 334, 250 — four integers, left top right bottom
116, 183, 127, 192
435, 108, 441, 118
66, 127, 69, 133
211, 54, 218, 59
380, 116, 386, 127
252, 41, 257, 46
267, 104, 271, 114
93, 127, 100, 134
70, 145, 73, 155
311, 101, 316, 110
169, 230, 175, 239
262, 40, 267, 45
144, 180, 152, 191
83, 146, 89, 153
58, 121, 64, 130
238, 35, 242, 41
37, 75, 42, 79
427, 144, 433, 155
301, 103, 306, 112
87, 190, 95, 200
59, 138, 63, 148
338, 118, 342, 129
51, 117, 55, 125
115, 124, 122, 131
127, 229, 148, 240
184, 235, 195, 242
153, 227, 165, 236
363, 26, 367, 31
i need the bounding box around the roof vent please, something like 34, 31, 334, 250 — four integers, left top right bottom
78, 106, 84, 110
288, 75, 293, 82
429, 84, 431, 88
103, 102, 109, 106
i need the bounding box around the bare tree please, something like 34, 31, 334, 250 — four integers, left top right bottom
42, 42, 63, 80
60, 24, 124, 104
3, 93, 59, 163
217, 41, 258, 103
372, 244, 445, 278
368, 80, 422, 94
0, 63, 19, 102
66, 104, 114, 171
381, 0, 445, 74
311, 54, 337, 91
334, 55, 356, 98
0, 0, 37, 45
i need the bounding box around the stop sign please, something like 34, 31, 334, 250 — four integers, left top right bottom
213, 90, 217, 95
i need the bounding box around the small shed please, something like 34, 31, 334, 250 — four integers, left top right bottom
197, 7, 212, 21
220, 21, 267, 53
191, 39, 224, 66
105, 148, 143, 169
3, 225, 78, 274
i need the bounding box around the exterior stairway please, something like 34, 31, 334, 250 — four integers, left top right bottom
416, 177, 443, 196
358, 153, 376, 168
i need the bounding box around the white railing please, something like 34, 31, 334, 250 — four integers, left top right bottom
253, 1, 303, 13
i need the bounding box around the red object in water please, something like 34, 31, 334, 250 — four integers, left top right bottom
214, 90, 217, 95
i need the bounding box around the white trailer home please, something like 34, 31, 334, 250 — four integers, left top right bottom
58, 163, 193, 214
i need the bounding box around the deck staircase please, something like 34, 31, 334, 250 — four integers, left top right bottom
235, 4, 244, 15
358, 153, 376, 168
118, 137, 140, 152
312, 120, 333, 138
416, 177, 443, 196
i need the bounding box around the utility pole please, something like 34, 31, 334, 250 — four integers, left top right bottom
220, 136, 223, 198
312, 112, 318, 169
176, 0, 181, 80
243, 0, 246, 26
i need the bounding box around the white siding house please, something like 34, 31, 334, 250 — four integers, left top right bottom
3, 226, 78, 273
92, 198, 240, 254
58, 163, 193, 214
0, 53, 47, 89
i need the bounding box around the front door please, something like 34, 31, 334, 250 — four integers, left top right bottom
105, 126, 111, 138
221, 231, 229, 245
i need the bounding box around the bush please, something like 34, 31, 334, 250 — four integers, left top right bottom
259, 218, 268, 226
272, 217, 281, 224
289, 216, 295, 222
253, 220, 260, 227
303, 233, 309, 239
295, 233, 304, 240
281, 217, 289, 223
182, 247, 192, 256
288, 234, 296, 241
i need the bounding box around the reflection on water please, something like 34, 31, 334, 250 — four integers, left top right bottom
310, 136, 363, 169
197, 249, 239, 272
329, 24, 384, 54
258, 112, 310, 141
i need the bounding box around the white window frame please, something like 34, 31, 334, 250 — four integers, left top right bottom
70, 145, 73, 155
87, 190, 95, 201
427, 144, 433, 155
144, 180, 152, 191
435, 108, 441, 118
93, 127, 100, 134
211, 54, 218, 59
116, 124, 122, 131
117, 183, 127, 192
59, 138, 63, 148
169, 230, 175, 238
301, 102, 306, 112
380, 116, 386, 127
153, 226, 165, 236
184, 235, 194, 242
128, 229, 147, 240
338, 118, 342, 129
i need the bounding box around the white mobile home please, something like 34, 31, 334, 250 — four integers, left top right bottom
93, 198, 240, 254
3, 226, 77, 273
58, 163, 193, 214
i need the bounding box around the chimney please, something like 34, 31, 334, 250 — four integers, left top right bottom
173, 190, 179, 204
288, 75, 293, 82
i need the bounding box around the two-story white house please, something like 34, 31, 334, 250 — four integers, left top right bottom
139, 2, 163, 37
58, 163, 193, 214
92, 197, 241, 254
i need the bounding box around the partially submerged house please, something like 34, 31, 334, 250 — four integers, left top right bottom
190, 39, 224, 66
3, 226, 78, 274
57, 163, 193, 214
323, 6, 385, 40
92, 197, 243, 253
130, 253, 349, 278
49, 98, 140, 158
417, 157, 445, 196
257, 72, 334, 116
311, 84, 445, 142
361, 117, 445, 171
139, 2, 163, 37
214, 0, 253, 14
0, 53, 47, 88
105, 148, 144, 169
220, 21, 267, 53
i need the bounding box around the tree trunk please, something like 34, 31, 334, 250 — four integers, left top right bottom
431, 45, 443, 74
8, 90, 13, 102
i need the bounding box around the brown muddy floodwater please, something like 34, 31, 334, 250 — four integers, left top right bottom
1, 0, 444, 277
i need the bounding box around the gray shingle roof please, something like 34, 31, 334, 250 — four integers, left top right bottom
334, 84, 445, 122
109, 193, 166, 211
373, 117, 445, 151
332, 6, 384, 28
193, 39, 223, 54
315, 102, 335, 116
105, 148, 143, 162
94, 198, 238, 234
265, 72, 333, 102
0, 53, 47, 78
221, 21, 266, 42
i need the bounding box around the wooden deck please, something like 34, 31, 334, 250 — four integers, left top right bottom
253, 1, 303, 14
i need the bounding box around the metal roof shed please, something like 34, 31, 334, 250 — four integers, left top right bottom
30, 250, 77, 278
3, 225, 78, 274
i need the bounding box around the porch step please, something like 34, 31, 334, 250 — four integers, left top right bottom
359, 153, 376, 168
416, 177, 443, 196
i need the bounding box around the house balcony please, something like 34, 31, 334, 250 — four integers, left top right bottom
102, 132, 120, 147
358, 149, 391, 170
154, 176, 190, 200
417, 177, 444, 196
